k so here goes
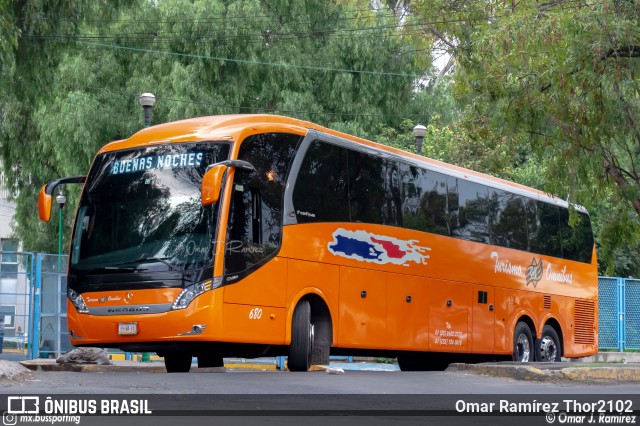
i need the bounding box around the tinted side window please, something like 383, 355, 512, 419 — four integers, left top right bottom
490, 191, 527, 250
225, 133, 300, 275
559, 208, 579, 261
348, 150, 387, 224
525, 199, 539, 252
400, 164, 449, 235
576, 212, 594, 263
292, 140, 350, 223
532, 201, 562, 258
560, 210, 594, 263
452, 180, 491, 244
445, 176, 459, 237
383, 160, 403, 227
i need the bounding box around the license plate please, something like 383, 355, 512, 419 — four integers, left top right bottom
118, 322, 138, 335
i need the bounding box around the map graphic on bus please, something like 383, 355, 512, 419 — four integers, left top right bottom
328, 228, 431, 266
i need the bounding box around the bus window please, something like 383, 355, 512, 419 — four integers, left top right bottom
348, 150, 387, 225
405, 165, 448, 237
525, 199, 539, 253
559, 208, 579, 261
445, 175, 459, 237
69, 142, 230, 272
225, 133, 300, 276
490, 190, 527, 250
576, 212, 594, 263
399, 164, 421, 231
293, 141, 350, 223
559, 209, 594, 263
453, 179, 491, 244
383, 160, 403, 227
531, 201, 562, 258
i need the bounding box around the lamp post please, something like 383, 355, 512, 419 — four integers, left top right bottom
139, 93, 156, 128
412, 124, 427, 155
138, 93, 155, 363
56, 192, 66, 271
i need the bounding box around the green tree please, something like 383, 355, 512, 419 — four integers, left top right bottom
1, 0, 436, 251
412, 0, 640, 274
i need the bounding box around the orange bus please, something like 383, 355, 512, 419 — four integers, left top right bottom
38, 114, 598, 372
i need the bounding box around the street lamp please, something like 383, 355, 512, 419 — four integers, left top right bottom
412, 124, 427, 155
139, 93, 156, 128
138, 93, 155, 363
56, 192, 66, 271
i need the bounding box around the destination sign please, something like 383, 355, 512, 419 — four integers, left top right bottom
110, 153, 204, 175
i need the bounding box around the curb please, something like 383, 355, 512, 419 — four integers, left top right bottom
20, 360, 167, 373
447, 362, 640, 383
0, 360, 33, 381
20, 359, 397, 373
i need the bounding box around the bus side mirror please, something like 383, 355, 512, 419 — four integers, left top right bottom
37, 176, 86, 222
202, 164, 228, 205
38, 184, 53, 222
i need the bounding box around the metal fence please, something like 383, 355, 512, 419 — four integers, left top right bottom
0, 252, 34, 359
34, 253, 72, 359
599, 277, 640, 351
0, 251, 639, 359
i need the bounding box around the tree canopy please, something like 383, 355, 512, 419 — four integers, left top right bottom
1, 0, 436, 253
412, 0, 640, 274
2, 0, 639, 275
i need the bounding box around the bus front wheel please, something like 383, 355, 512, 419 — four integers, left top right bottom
164, 352, 192, 373
512, 322, 533, 362
535, 325, 561, 362
288, 300, 314, 372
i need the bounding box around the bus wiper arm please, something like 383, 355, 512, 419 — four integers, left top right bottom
83, 266, 144, 273
121, 257, 183, 272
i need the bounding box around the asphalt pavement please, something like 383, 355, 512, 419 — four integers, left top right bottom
5, 352, 639, 383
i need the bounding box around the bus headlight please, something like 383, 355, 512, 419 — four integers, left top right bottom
67, 288, 89, 314
171, 277, 222, 310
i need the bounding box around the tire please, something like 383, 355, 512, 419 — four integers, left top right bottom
197, 353, 224, 368
535, 325, 562, 362
512, 321, 533, 362
164, 352, 193, 373
288, 300, 314, 372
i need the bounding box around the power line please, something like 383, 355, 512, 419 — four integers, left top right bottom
72, 40, 424, 78
46, 0, 600, 26
21, 0, 614, 48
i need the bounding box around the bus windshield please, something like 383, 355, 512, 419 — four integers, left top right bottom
70, 142, 230, 273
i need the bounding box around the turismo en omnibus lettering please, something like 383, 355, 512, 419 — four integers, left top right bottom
38, 114, 598, 373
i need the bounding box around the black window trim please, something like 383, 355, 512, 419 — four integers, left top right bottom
286, 131, 586, 215
285, 132, 593, 264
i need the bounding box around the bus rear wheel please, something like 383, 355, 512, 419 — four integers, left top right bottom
164, 352, 192, 373
512, 322, 533, 362
288, 300, 314, 372
536, 325, 561, 362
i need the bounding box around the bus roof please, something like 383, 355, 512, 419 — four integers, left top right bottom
100, 114, 574, 210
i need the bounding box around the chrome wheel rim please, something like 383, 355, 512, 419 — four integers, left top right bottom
516, 333, 530, 362
539, 336, 557, 361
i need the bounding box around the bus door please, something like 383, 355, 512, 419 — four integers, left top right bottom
472, 285, 495, 353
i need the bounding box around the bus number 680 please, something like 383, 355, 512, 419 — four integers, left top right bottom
249, 308, 263, 320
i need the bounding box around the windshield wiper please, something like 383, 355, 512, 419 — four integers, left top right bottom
82, 266, 143, 274
115, 257, 183, 273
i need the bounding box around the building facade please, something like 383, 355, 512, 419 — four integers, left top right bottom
0, 170, 27, 346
